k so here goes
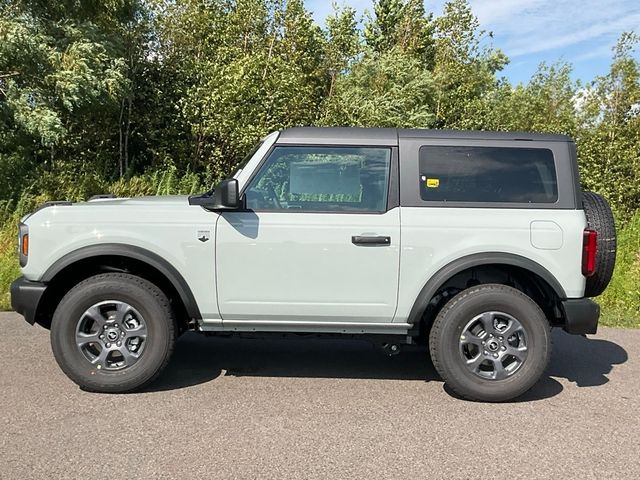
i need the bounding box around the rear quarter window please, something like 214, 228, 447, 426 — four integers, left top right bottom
418, 146, 558, 203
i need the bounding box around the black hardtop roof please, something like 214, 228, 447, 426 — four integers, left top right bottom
276, 127, 572, 145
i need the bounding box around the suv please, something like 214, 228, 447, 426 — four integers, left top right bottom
11, 127, 616, 401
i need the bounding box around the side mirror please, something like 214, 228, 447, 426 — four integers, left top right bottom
212, 178, 241, 209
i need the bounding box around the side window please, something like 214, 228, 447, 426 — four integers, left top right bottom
418, 146, 558, 203
245, 146, 391, 212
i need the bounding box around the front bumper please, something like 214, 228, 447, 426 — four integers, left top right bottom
561, 298, 600, 335
10, 276, 47, 325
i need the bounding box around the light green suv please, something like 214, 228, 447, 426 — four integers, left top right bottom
11, 127, 616, 401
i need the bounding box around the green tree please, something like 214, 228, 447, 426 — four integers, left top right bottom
324, 4, 360, 99
364, 0, 404, 53
432, 0, 507, 128
364, 0, 435, 65
0, 0, 133, 199
154, 0, 327, 174
320, 48, 436, 128
481, 62, 579, 135
578, 33, 640, 218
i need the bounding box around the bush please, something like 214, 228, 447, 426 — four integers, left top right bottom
0, 213, 21, 310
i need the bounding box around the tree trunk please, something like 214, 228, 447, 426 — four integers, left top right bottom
263, 32, 277, 80
118, 98, 125, 177
124, 95, 132, 173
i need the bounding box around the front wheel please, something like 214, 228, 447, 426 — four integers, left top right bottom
429, 284, 551, 402
51, 273, 176, 393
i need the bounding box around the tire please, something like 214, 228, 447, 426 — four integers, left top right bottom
582, 191, 616, 297
51, 273, 176, 393
429, 284, 551, 402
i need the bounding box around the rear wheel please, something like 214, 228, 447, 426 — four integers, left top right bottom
51, 273, 176, 393
429, 284, 551, 402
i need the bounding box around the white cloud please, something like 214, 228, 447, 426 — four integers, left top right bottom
466, 0, 548, 26
306, 0, 640, 61
466, 0, 640, 58
574, 43, 617, 62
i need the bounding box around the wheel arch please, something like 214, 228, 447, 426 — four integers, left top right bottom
36, 244, 202, 329
408, 252, 567, 331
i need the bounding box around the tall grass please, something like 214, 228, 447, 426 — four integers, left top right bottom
599, 210, 640, 327
0, 214, 21, 310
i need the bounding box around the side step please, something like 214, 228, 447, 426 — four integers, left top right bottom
199, 320, 413, 336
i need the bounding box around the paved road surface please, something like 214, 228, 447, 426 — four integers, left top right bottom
0, 312, 638, 479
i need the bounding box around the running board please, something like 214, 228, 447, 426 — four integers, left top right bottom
198, 320, 412, 335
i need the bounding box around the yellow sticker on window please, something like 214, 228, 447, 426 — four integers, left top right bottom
426, 178, 440, 188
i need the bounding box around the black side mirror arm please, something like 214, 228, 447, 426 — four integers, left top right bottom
188, 178, 243, 211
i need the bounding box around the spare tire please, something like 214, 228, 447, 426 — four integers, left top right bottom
582, 192, 616, 297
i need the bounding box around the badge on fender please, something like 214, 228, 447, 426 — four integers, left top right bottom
197, 230, 210, 242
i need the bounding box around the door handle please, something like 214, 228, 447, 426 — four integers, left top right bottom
351, 235, 391, 245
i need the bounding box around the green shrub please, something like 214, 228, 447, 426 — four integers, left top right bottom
0, 207, 22, 310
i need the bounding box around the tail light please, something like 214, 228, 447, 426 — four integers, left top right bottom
582, 229, 597, 277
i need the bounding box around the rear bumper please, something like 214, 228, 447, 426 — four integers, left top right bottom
561, 298, 600, 335
10, 276, 47, 325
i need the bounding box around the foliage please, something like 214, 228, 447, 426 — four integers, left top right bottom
153, 0, 328, 174
431, 0, 508, 129
577, 33, 640, 221
0, 0, 639, 325
599, 209, 640, 327
364, 0, 435, 65
481, 63, 579, 136
0, 0, 130, 190
320, 48, 436, 128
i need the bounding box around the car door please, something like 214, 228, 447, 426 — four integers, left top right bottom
215, 145, 400, 325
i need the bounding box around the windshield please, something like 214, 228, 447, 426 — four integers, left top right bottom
233, 140, 264, 178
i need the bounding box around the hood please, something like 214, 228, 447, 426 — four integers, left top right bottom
22, 195, 193, 223
78, 195, 190, 207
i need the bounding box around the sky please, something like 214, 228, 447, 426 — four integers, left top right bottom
304, 0, 640, 85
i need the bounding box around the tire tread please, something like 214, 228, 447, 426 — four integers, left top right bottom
51, 273, 176, 393
582, 191, 616, 297
429, 284, 551, 402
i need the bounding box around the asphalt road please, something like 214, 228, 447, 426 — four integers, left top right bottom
0, 312, 638, 479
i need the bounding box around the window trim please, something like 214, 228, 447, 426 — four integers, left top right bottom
239, 144, 399, 215
399, 138, 577, 210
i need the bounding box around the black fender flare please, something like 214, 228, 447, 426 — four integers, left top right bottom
407, 252, 567, 326
42, 244, 202, 320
